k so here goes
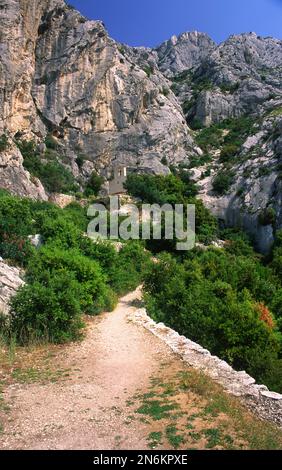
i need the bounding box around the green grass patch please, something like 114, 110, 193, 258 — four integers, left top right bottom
11, 366, 71, 384
203, 428, 222, 448
147, 431, 163, 449
165, 425, 185, 449
137, 400, 179, 421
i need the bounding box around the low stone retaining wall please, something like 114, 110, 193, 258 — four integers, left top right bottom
128, 308, 282, 427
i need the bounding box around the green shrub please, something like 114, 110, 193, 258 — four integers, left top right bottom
45, 134, 58, 150
259, 207, 276, 226
10, 271, 84, 344
220, 144, 240, 162
76, 154, 85, 169
161, 87, 169, 97
16, 139, 39, 175
258, 166, 271, 177
39, 161, 77, 193
0, 238, 35, 267
125, 173, 196, 206
195, 126, 223, 152
16, 139, 77, 194
125, 173, 216, 248
63, 202, 89, 232
39, 215, 82, 249
187, 154, 212, 169
212, 171, 235, 195
143, 65, 154, 77
79, 238, 118, 273
190, 118, 204, 130
220, 229, 255, 258
271, 230, 282, 279
195, 116, 256, 156
84, 171, 104, 197
110, 242, 151, 295
0, 134, 8, 152
143, 252, 282, 390
26, 245, 112, 315
219, 82, 240, 94
0, 193, 35, 265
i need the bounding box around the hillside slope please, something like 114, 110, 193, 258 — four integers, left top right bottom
0, 1, 282, 250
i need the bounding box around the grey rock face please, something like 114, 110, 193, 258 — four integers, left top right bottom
0, 0, 198, 186
0, 260, 25, 315
0, 139, 48, 200
158, 30, 282, 251
156, 31, 216, 77
0, 0, 64, 135
169, 32, 282, 126
196, 114, 282, 253
33, 4, 197, 173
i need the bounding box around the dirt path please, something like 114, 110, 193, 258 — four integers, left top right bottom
0, 288, 178, 450
1, 288, 282, 450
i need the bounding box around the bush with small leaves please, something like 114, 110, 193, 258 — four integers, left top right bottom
10, 271, 84, 344
26, 244, 112, 315
259, 207, 276, 226
143, 252, 282, 390
212, 171, 235, 195
84, 171, 104, 197
0, 134, 8, 152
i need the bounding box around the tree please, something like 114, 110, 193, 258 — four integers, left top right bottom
84, 171, 104, 197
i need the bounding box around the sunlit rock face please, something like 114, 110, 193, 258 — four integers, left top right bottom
0, 260, 25, 315
0, 0, 198, 189
156, 31, 217, 77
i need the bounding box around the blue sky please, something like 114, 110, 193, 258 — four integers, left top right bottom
70, 0, 282, 47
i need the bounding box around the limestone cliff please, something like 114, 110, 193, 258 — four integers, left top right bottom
159, 31, 282, 252
0, 0, 197, 199
156, 31, 216, 77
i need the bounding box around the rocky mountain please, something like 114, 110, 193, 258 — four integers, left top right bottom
0, 0, 282, 251
163, 31, 282, 252
156, 31, 217, 77
0, 0, 198, 198
169, 32, 282, 126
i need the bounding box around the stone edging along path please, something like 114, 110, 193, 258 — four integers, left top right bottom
128, 308, 282, 427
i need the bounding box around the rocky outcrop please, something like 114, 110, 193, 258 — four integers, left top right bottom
156, 31, 216, 77
195, 114, 282, 253
48, 193, 75, 208
158, 31, 282, 251
0, 260, 24, 315
168, 32, 282, 126
0, 139, 48, 200
0, 0, 64, 136
0, 0, 198, 187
